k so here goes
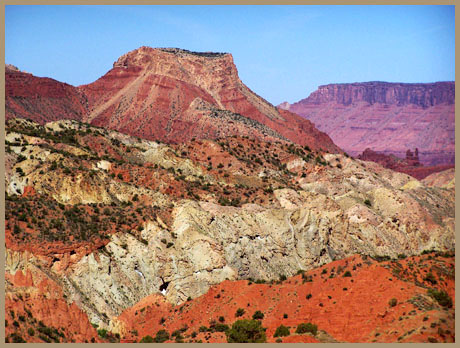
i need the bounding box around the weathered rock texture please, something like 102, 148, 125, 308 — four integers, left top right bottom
114, 253, 455, 343
280, 82, 455, 165
5, 119, 454, 337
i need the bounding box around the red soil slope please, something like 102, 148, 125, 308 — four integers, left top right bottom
5, 66, 88, 124
115, 253, 455, 343
5, 268, 101, 343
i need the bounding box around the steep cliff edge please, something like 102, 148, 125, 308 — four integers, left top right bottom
280, 82, 455, 166
300, 82, 454, 107
77, 46, 340, 152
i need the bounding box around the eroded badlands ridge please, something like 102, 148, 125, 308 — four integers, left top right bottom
280, 81, 455, 166
5, 118, 454, 342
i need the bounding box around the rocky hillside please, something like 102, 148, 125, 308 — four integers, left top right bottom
5, 47, 340, 153
114, 252, 455, 343
4, 118, 454, 343
280, 82, 455, 166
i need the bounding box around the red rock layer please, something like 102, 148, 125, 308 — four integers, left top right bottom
5, 48, 340, 153
78, 47, 340, 152
5, 268, 100, 343
5, 66, 88, 124
281, 82, 455, 166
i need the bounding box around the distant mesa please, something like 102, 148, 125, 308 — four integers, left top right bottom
282, 81, 455, 166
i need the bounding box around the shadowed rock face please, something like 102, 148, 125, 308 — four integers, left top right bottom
280, 81, 455, 166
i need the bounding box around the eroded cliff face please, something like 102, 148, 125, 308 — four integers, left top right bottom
5, 119, 454, 334
281, 82, 455, 166
304, 82, 454, 107
77, 47, 340, 152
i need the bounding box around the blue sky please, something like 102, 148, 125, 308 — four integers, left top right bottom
5, 5, 455, 105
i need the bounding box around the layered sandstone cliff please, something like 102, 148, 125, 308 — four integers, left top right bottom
280, 82, 455, 165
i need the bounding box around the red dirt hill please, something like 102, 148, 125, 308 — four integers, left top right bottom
115, 253, 455, 343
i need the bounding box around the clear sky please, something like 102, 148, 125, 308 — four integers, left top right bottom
5, 5, 455, 105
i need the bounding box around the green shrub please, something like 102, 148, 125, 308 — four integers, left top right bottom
214, 323, 229, 332
295, 323, 317, 336
28, 328, 35, 336
364, 199, 372, 207
427, 289, 452, 308
154, 329, 170, 343
389, 298, 398, 307
199, 326, 208, 332
274, 325, 290, 337
252, 311, 264, 320
235, 308, 245, 317
140, 335, 154, 343
226, 319, 267, 343
97, 329, 108, 338
343, 271, 352, 277
11, 333, 26, 343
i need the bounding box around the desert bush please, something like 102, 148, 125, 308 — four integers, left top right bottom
139, 335, 154, 343
154, 329, 170, 343
389, 298, 398, 307
427, 289, 452, 308
235, 308, 245, 317
226, 319, 267, 343
252, 311, 264, 320
274, 325, 290, 337
295, 323, 317, 336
